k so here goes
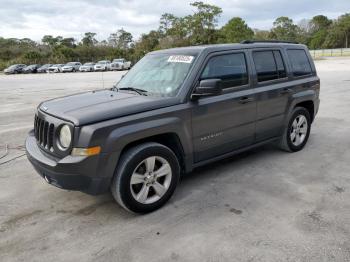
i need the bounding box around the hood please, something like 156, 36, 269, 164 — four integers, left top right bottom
39, 89, 180, 126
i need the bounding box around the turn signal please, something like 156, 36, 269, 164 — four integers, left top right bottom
71, 146, 101, 156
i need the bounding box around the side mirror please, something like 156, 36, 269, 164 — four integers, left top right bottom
191, 79, 222, 99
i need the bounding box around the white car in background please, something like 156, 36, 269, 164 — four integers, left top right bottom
47, 64, 65, 73
110, 58, 132, 71
61, 62, 82, 72
94, 60, 111, 71
79, 62, 95, 72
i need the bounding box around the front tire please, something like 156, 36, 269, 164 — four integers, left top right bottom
111, 142, 180, 213
279, 107, 311, 152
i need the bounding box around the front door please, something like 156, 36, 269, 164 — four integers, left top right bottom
191, 51, 256, 162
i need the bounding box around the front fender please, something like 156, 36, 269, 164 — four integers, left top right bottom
104, 117, 191, 154
95, 116, 192, 179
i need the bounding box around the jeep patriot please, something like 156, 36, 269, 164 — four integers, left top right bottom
26, 41, 320, 213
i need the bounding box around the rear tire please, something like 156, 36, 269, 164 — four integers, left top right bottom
279, 107, 311, 152
111, 142, 180, 213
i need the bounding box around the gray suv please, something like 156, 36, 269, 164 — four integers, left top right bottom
26, 41, 320, 213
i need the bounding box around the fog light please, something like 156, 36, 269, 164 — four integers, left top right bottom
71, 146, 101, 156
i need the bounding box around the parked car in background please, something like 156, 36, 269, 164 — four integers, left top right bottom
47, 64, 65, 73
22, 64, 41, 74
61, 62, 82, 73
79, 62, 95, 72
94, 60, 111, 71
110, 58, 132, 71
4, 64, 27, 74
37, 64, 52, 73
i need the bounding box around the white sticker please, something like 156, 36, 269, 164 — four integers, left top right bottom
168, 55, 194, 63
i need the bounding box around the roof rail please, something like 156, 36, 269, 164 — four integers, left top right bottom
240, 40, 299, 44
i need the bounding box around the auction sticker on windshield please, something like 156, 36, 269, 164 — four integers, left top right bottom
168, 55, 194, 63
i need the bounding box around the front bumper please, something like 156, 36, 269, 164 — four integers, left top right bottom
111, 64, 122, 70
61, 67, 74, 72
80, 67, 91, 72
25, 131, 111, 195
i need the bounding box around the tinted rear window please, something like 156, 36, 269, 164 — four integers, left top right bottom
287, 49, 312, 77
201, 53, 248, 89
253, 50, 286, 82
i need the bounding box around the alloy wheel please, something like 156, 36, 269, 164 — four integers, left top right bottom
130, 156, 172, 204
290, 115, 308, 146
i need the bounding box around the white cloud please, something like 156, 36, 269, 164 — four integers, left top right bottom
0, 0, 349, 41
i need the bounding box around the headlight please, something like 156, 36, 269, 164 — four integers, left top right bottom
58, 125, 72, 149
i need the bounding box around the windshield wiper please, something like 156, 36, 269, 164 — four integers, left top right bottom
116, 86, 148, 96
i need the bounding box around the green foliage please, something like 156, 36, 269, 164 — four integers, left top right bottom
81, 32, 97, 46
108, 28, 133, 49
1, 2, 350, 71
270, 16, 299, 41
218, 17, 254, 43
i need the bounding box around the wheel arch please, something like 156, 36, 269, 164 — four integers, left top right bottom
118, 133, 186, 174
294, 100, 315, 122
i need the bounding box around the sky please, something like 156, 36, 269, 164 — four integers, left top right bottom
0, 0, 349, 42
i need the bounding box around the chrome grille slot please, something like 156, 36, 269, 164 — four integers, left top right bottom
34, 115, 55, 150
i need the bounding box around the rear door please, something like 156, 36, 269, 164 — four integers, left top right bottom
191, 51, 256, 162
250, 49, 292, 141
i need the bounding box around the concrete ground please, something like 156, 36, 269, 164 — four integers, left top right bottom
0, 59, 350, 262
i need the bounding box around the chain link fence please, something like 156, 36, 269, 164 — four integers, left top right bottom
310, 48, 350, 58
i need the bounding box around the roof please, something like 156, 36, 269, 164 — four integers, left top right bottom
149, 42, 305, 56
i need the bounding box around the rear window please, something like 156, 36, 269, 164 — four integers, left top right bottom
287, 49, 312, 77
253, 50, 286, 82
200, 53, 248, 89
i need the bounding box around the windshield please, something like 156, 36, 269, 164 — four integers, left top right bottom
116, 54, 196, 97
84, 63, 94, 66
8, 65, 19, 69
97, 61, 108, 64
66, 62, 75, 66
113, 59, 123, 63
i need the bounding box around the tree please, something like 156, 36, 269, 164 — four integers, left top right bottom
307, 15, 332, 49
310, 15, 332, 33
60, 37, 76, 48
253, 29, 270, 40
159, 13, 177, 35
270, 16, 298, 41
23, 51, 42, 63
338, 13, 350, 48
218, 17, 254, 43
188, 1, 222, 44
42, 35, 62, 46
323, 14, 350, 48
108, 28, 133, 49
81, 32, 97, 46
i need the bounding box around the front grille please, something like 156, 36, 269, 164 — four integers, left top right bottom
34, 115, 55, 150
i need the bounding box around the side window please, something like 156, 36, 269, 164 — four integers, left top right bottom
200, 53, 248, 89
253, 50, 286, 82
273, 51, 287, 78
287, 49, 312, 77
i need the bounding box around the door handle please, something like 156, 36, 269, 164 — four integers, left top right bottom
239, 97, 254, 104
280, 88, 292, 94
